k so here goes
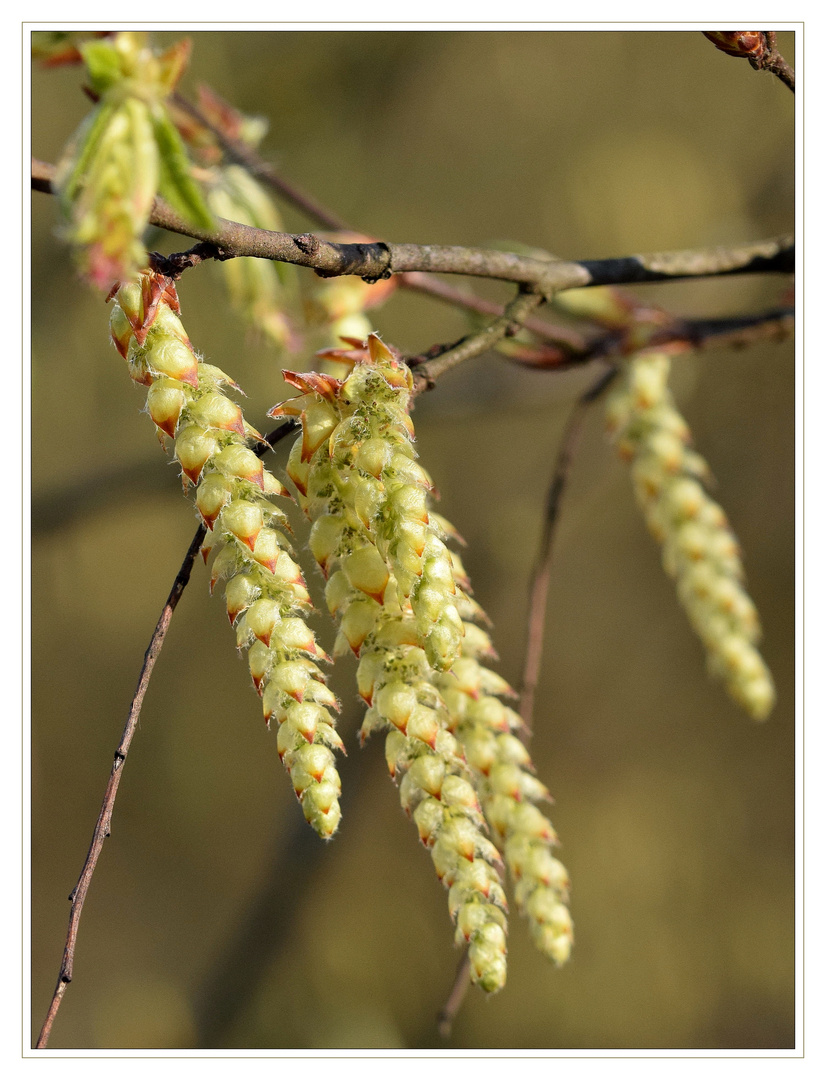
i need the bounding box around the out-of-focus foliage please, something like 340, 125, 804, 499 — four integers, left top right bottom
31, 30, 794, 1050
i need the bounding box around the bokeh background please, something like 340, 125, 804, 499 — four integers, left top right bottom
30, 30, 795, 1051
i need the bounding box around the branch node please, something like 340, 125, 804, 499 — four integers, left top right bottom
293, 232, 320, 256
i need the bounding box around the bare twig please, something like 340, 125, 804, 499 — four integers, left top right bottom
412, 288, 548, 392
35, 423, 295, 1049
761, 37, 795, 92
35, 525, 205, 1049
170, 92, 352, 233
436, 951, 473, 1040
501, 306, 796, 373
398, 272, 588, 351
519, 367, 619, 739
32, 159, 794, 294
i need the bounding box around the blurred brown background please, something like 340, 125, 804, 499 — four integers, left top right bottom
30, 30, 795, 1050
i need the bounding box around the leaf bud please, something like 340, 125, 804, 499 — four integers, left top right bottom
468, 935, 508, 993
374, 680, 417, 727
252, 528, 285, 574
439, 774, 482, 817
272, 617, 322, 656
406, 753, 446, 799
309, 514, 345, 573
388, 483, 428, 523
354, 437, 392, 478
340, 597, 382, 654
147, 337, 199, 387
324, 570, 352, 616
243, 598, 281, 646
405, 703, 441, 748
300, 783, 341, 838
455, 901, 507, 942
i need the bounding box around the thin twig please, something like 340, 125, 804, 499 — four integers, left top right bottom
702, 30, 795, 93
35, 525, 205, 1049
35, 423, 295, 1049
501, 306, 796, 373
436, 951, 473, 1040
170, 92, 352, 233
519, 367, 619, 738
412, 289, 548, 393
398, 271, 588, 351
762, 47, 795, 92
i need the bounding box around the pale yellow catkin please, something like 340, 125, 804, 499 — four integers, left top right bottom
109, 272, 343, 837
605, 350, 775, 720
269, 336, 510, 992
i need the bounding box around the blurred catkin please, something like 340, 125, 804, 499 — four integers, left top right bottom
605, 350, 775, 720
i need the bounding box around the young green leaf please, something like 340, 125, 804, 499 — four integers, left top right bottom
152, 109, 215, 231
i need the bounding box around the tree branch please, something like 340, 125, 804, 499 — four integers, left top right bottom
167, 97, 594, 347
32, 159, 794, 294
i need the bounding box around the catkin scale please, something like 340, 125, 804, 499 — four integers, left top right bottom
108, 271, 343, 837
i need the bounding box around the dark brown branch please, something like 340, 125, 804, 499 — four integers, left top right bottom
32, 158, 794, 294
34, 423, 295, 1049
761, 37, 795, 92
678, 307, 795, 352
519, 368, 618, 738
501, 306, 796, 373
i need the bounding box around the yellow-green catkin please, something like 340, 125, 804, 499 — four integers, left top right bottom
206, 165, 297, 349
605, 350, 775, 720
435, 613, 574, 967
270, 335, 508, 992
108, 271, 343, 837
